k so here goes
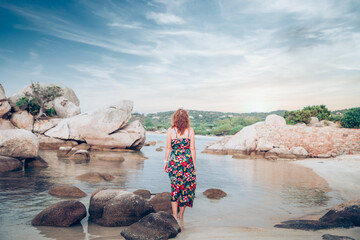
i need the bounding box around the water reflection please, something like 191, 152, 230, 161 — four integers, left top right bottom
0, 133, 344, 240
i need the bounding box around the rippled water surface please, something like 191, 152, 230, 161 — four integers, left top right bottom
0, 133, 344, 240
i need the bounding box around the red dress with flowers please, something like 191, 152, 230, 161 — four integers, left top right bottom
168, 128, 196, 207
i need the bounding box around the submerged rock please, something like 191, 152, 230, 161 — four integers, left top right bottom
49, 185, 87, 198
32, 200, 86, 227
76, 172, 114, 182
149, 192, 172, 213
89, 189, 154, 227
24, 156, 48, 168
203, 188, 227, 199
121, 211, 181, 240
0, 156, 23, 172
69, 150, 90, 163
0, 129, 39, 158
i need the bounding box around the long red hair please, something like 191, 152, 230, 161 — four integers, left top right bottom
171, 108, 190, 135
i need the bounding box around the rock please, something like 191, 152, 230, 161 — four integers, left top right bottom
76, 143, 90, 150
319, 120, 338, 128
37, 134, 66, 150
49, 185, 87, 198
0, 84, 7, 100
265, 114, 286, 127
24, 156, 48, 168
121, 211, 181, 240
146, 141, 156, 146
0, 129, 39, 158
133, 189, 151, 200
76, 172, 114, 182
264, 152, 278, 160
91, 152, 125, 161
269, 147, 296, 159
308, 117, 320, 126
10, 110, 34, 131
155, 147, 163, 151
232, 154, 248, 159
0, 119, 16, 130
31, 200, 86, 227
274, 200, 360, 230
0, 84, 11, 118
290, 146, 308, 158
8, 83, 80, 112
203, 188, 227, 199
322, 234, 355, 240
89, 189, 154, 227
54, 97, 81, 118
33, 118, 61, 134
69, 150, 90, 163
318, 154, 331, 158
0, 156, 23, 172
256, 138, 274, 151
149, 192, 172, 213
57, 146, 74, 158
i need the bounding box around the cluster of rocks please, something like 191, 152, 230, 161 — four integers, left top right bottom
32, 188, 181, 240
0, 83, 146, 172
203, 114, 360, 160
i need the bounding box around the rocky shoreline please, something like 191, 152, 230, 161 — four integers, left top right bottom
203, 114, 360, 160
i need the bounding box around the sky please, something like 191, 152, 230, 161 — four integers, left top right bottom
0, 0, 359, 113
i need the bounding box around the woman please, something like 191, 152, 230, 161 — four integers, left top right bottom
164, 108, 197, 220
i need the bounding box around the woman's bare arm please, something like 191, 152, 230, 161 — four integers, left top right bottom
190, 128, 196, 170
164, 128, 172, 172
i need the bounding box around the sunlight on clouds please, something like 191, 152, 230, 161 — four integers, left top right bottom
146, 12, 185, 25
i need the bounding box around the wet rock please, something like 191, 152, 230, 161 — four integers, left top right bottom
232, 154, 248, 159
31, 200, 86, 227
0, 129, 39, 158
133, 189, 151, 200
149, 192, 172, 213
322, 234, 355, 240
265, 114, 286, 127
37, 134, 66, 150
89, 189, 154, 227
0, 119, 16, 130
57, 146, 74, 158
49, 185, 87, 198
69, 150, 90, 163
121, 211, 181, 240
76, 143, 90, 150
54, 97, 81, 118
0, 156, 23, 172
10, 110, 34, 131
76, 172, 114, 183
24, 156, 48, 168
155, 147, 163, 151
264, 152, 278, 160
274, 200, 360, 230
203, 188, 227, 199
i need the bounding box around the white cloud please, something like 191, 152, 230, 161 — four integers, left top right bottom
146, 12, 185, 25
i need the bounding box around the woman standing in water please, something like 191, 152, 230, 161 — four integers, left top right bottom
164, 108, 197, 220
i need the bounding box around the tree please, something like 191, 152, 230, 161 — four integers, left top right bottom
340, 107, 360, 128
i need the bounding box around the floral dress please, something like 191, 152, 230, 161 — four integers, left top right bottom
167, 128, 196, 207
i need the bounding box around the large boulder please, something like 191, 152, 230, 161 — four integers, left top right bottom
49, 185, 87, 198
31, 200, 86, 227
133, 189, 151, 200
0, 119, 16, 130
274, 200, 360, 230
54, 97, 81, 118
121, 211, 181, 240
10, 111, 34, 131
89, 189, 154, 227
0, 156, 23, 172
0, 129, 39, 158
37, 134, 66, 150
8, 83, 80, 112
149, 192, 172, 213
0, 84, 11, 118
45, 100, 133, 141
33, 118, 61, 134
265, 114, 286, 127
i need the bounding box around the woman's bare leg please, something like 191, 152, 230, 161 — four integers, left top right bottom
171, 201, 178, 219
179, 206, 186, 219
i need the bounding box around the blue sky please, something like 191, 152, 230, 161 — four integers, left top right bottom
1, 0, 359, 113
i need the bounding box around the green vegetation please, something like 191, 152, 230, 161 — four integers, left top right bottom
340, 107, 360, 128
16, 81, 63, 118
283, 105, 332, 124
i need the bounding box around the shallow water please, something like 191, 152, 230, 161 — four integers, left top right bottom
0, 133, 346, 240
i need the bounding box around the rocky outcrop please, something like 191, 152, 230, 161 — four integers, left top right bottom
10, 111, 34, 131
121, 211, 181, 240
89, 189, 154, 227
274, 200, 360, 230
0, 84, 11, 118
133, 189, 151, 200
0, 156, 23, 172
31, 200, 86, 227
203, 188, 227, 199
54, 97, 81, 118
49, 185, 87, 198
75, 172, 114, 182
204, 114, 360, 158
149, 192, 172, 213
0, 129, 39, 158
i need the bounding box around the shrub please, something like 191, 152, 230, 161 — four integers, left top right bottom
45, 108, 56, 117
16, 97, 29, 110
340, 107, 360, 128
15, 96, 41, 116
284, 105, 332, 124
